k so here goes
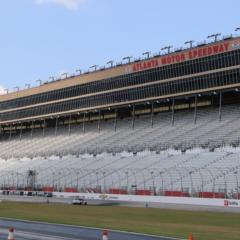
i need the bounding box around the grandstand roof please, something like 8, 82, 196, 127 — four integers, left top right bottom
1, 36, 240, 102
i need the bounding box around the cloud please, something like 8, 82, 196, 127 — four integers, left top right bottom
0, 85, 6, 95
34, 0, 87, 10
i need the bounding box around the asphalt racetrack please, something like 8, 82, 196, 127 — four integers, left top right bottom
0, 219, 180, 240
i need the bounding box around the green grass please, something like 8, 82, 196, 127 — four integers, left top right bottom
0, 202, 239, 240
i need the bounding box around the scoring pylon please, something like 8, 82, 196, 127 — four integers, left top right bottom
8, 227, 15, 240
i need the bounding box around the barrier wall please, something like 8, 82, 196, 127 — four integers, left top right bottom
53, 192, 240, 208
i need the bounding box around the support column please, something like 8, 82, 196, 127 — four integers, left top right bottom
83, 113, 86, 133
219, 92, 222, 122
19, 122, 23, 140
30, 121, 34, 138
171, 98, 175, 126
194, 95, 198, 124
9, 125, 12, 140
55, 117, 58, 136
42, 119, 46, 137
1, 126, 4, 141
98, 110, 101, 133
0, 124, 1, 137
132, 105, 135, 130
114, 109, 117, 132
68, 115, 72, 136
151, 101, 154, 128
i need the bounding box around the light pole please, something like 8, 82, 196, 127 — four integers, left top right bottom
49, 76, 55, 81
106, 60, 114, 68
234, 171, 239, 199
216, 167, 227, 198
77, 169, 86, 191
189, 171, 193, 196
95, 172, 99, 187
165, 169, 173, 193
103, 171, 106, 193
74, 170, 80, 191
54, 170, 61, 191
205, 168, 215, 195
10, 171, 15, 188
184, 40, 194, 48
125, 171, 129, 192
141, 171, 146, 192
5, 172, 10, 188
159, 171, 164, 194
4, 89, 9, 94
130, 169, 137, 189
61, 73, 68, 79
122, 56, 133, 64
207, 33, 221, 42
14, 86, 20, 92
76, 69, 82, 75
115, 170, 121, 190
198, 169, 204, 195
90, 65, 98, 71
17, 172, 25, 189
161, 46, 173, 54
175, 168, 183, 192
52, 172, 55, 189
36, 79, 42, 86
15, 172, 19, 189
103, 168, 114, 190
25, 84, 31, 89
150, 171, 155, 194
142, 51, 151, 59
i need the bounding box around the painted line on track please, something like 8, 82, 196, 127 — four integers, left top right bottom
0, 217, 184, 240
0, 229, 82, 240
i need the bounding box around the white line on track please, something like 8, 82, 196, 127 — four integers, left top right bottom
0, 217, 184, 240
1, 229, 81, 240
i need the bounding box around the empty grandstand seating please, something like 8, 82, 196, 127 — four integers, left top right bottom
0, 104, 240, 199
2, 104, 240, 158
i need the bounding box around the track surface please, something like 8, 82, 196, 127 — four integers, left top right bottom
0, 219, 180, 240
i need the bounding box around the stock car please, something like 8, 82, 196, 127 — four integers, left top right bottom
72, 197, 87, 205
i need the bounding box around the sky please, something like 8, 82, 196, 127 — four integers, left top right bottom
0, 0, 239, 94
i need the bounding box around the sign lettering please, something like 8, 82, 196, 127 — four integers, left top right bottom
128, 39, 239, 73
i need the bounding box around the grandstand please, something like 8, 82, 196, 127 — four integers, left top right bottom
1, 34, 240, 199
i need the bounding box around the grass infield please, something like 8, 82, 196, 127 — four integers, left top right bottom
0, 202, 239, 240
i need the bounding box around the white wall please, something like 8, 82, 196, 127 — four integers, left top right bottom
53, 192, 240, 208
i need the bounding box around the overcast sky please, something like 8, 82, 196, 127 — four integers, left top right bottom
0, 0, 239, 94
